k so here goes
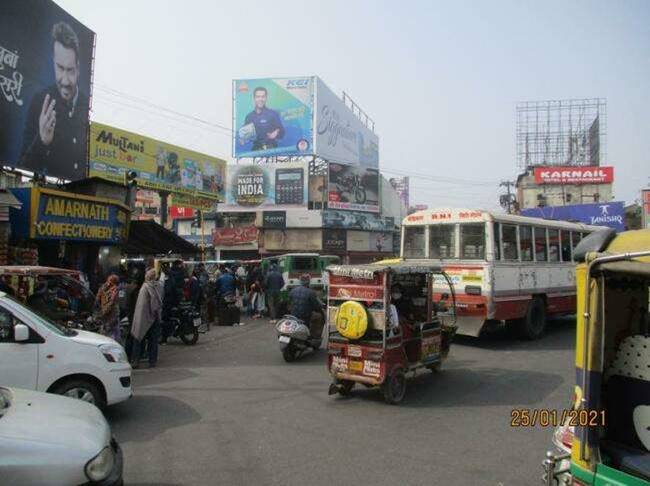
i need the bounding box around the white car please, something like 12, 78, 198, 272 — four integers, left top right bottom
0, 292, 132, 409
0, 386, 123, 485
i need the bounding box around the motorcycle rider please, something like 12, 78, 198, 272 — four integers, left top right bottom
288, 274, 324, 338
214, 266, 237, 325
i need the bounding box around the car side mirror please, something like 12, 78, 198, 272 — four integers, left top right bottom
14, 323, 30, 342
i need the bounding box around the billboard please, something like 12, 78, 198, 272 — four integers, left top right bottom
89, 122, 226, 205
520, 201, 625, 232
222, 162, 307, 211
328, 163, 379, 213
389, 177, 410, 209
346, 231, 394, 253
262, 211, 286, 229
314, 77, 378, 168
533, 166, 614, 185
0, 0, 95, 180
322, 229, 346, 252
322, 210, 394, 232
233, 77, 313, 158
263, 229, 322, 251
212, 226, 259, 246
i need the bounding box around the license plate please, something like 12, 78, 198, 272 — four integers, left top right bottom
348, 360, 363, 372
193, 318, 201, 327
278, 335, 291, 344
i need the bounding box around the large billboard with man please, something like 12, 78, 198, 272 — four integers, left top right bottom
0, 0, 95, 181
233, 77, 314, 158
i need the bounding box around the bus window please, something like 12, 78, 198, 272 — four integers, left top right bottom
493, 223, 501, 260
429, 225, 456, 258
548, 229, 560, 262
534, 227, 548, 262
560, 231, 571, 262
502, 224, 518, 261
460, 224, 485, 260
520, 226, 533, 261
404, 227, 425, 258
572, 232, 583, 261
293, 256, 319, 272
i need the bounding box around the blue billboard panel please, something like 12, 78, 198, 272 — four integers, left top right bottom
520, 201, 625, 232
233, 78, 313, 158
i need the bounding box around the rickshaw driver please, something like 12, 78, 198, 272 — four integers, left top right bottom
389, 283, 416, 338
288, 274, 325, 338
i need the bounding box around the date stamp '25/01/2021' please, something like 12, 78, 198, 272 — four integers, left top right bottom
510, 408, 606, 427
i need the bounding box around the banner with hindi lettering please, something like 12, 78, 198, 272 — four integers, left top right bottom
0, 0, 95, 181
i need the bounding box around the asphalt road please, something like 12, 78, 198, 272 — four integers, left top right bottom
106, 317, 576, 486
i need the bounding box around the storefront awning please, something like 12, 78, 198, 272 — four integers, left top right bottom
124, 220, 200, 255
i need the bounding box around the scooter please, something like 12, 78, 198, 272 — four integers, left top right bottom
166, 302, 201, 345
275, 315, 322, 362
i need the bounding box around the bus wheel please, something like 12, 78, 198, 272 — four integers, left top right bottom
520, 297, 546, 340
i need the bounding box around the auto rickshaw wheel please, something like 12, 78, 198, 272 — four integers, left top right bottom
282, 345, 299, 362
382, 368, 406, 405
337, 380, 355, 396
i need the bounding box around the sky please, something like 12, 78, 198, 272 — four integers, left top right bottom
56, 0, 650, 210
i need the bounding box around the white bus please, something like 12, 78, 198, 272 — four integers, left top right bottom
401, 208, 605, 339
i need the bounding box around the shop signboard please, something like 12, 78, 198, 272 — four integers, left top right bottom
322, 229, 346, 252
233, 77, 314, 158
171, 193, 217, 211
285, 209, 323, 228
346, 231, 393, 253
263, 229, 322, 251
88, 122, 226, 207
212, 226, 259, 246
328, 163, 379, 213
222, 162, 307, 211
0, 0, 95, 181
520, 201, 625, 232
322, 209, 393, 231
314, 77, 379, 168
262, 211, 286, 229
10, 187, 129, 244
533, 166, 614, 185
169, 206, 194, 219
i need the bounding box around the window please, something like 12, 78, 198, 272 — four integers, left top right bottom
502, 224, 518, 261
293, 257, 319, 272
548, 229, 560, 262
534, 227, 547, 262
493, 223, 501, 260
429, 225, 456, 258
560, 231, 571, 262
572, 232, 583, 259
520, 226, 533, 261
404, 227, 425, 258
0, 309, 13, 342
460, 224, 485, 260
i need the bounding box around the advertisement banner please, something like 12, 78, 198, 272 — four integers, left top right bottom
263, 229, 322, 251
285, 209, 323, 228
328, 163, 379, 213
533, 166, 614, 185
171, 192, 218, 211
520, 201, 625, 231
262, 211, 286, 229
233, 77, 313, 158
322, 229, 346, 252
389, 177, 410, 209
169, 207, 194, 219
314, 77, 379, 168
0, 0, 95, 180
346, 231, 394, 253
212, 226, 259, 246
222, 162, 307, 211
322, 210, 394, 231
88, 122, 226, 202
10, 187, 129, 244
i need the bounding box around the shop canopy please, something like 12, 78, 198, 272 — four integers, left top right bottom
124, 220, 200, 256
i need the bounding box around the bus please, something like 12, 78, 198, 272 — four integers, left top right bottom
401, 208, 605, 339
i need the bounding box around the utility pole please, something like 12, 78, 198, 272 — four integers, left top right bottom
499, 180, 517, 214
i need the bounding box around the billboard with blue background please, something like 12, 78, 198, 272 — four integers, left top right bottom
520, 201, 625, 232
233, 77, 313, 158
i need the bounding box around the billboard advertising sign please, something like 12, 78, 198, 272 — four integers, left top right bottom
0, 0, 95, 180
286, 209, 322, 228
233, 77, 313, 158
533, 166, 614, 185
222, 162, 307, 211
212, 226, 259, 246
520, 201, 625, 231
346, 231, 393, 253
389, 177, 410, 209
328, 163, 379, 213
322, 229, 346, 252
169, 206, 194, 219
262, 211, 286, 229
314, 77, 378, 168
322, 210, 394, 232
263, 229, 322, 251
89, 122, 226, 204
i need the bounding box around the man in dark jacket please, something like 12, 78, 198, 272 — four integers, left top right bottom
288, 274, 324, 337
161, 261, 185, 343
264, 264, 285, 322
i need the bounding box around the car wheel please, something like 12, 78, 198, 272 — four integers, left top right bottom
382, 368, 406, 405
520, 297, 546, 340
52, 379, 105, 410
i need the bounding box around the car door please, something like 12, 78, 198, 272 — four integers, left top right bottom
0, 305, 40, 390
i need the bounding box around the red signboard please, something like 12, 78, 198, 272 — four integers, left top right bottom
169, 207, 195, 219
212, 226, 259, 246
328, 285, 384, 301
533, 166, 614, 185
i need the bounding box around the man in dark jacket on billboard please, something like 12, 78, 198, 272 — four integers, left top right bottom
20, 21, 89, 180
242, 87, 285, 151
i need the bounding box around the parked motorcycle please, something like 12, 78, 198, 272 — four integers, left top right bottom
336, 174, 367, 204
166, 302, 201, 345
275, 315, 321, 362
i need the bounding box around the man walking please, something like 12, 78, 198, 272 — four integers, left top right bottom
264, 263, 285, 323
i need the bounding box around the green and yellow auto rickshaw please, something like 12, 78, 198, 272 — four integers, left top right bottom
543, 229, 650, 486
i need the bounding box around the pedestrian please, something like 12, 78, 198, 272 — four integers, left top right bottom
95, 274, 121, 343
130, 269, 163, 369
215, 266, 237, 325
264, 264, 284, 322
161, 260, 185, 344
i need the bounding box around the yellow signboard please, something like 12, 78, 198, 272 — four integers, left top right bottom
88, 122, 226, 205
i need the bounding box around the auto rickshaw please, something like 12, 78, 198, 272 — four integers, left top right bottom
325, 262, 457, 404
543, 228, 650, 486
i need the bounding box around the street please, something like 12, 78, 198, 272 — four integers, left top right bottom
106, 317, 576, 486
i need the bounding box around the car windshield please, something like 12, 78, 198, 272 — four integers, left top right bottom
0, 295, 73, 337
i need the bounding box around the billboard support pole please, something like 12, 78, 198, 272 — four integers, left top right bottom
200, 209, 205, 262
160, 190, 169, 228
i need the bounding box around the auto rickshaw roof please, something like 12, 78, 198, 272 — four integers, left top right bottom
327, 261, 443, 280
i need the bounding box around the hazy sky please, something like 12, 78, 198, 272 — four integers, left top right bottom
56, 0, 649, 210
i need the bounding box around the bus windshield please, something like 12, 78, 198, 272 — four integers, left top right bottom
403, 222, 488, 260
